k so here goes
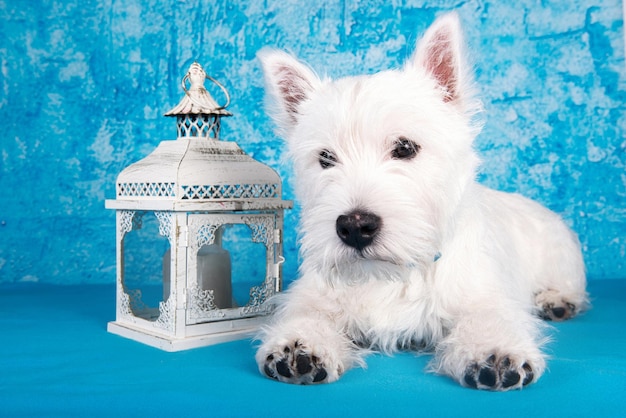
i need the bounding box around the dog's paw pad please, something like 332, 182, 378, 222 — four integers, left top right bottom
262, 341, 331, 385
463, 355, 533, 391
535, 289, 582, 321
540, 301, 577, 321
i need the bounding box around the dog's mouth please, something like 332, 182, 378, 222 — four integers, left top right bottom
340, 242, 433, 272
327, 252, 416, 283
342, 246, 410, 269
355, 249, 398, 264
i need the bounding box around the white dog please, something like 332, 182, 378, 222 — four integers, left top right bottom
255, 13, 588, 391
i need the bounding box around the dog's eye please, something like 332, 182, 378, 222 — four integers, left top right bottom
391, 137, 420, 160
319, 149, 338, 169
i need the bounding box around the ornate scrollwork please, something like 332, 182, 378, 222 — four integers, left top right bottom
154, 211, 173, 245
118, 286, 135, 319
117, 182, 176, 197
242, 281, 274, 315
181, 183, 279, 200
154, 297, 175, 332
242, 215, 274, 247
196, 223, 220, 249
187, 285, 225, 320
120, 210, 136, 235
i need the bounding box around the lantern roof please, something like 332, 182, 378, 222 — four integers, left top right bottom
105, 62, 292, 212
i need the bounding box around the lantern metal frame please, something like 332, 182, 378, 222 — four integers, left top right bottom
105, 62, 292, 351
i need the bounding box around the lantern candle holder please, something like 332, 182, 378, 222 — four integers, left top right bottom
105, 62, 292, 351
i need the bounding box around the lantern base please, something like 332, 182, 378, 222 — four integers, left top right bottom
107, 321, 257, 352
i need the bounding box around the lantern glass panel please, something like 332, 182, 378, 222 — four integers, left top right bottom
221, 224, 267, 307
122, 211, 170, 321
186, 213, 277, 325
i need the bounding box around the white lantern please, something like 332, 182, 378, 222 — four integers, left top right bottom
105, 62, 292, 351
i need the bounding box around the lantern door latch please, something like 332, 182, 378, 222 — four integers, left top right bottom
272, 256, 286, 292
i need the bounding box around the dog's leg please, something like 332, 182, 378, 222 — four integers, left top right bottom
532, 228, 589, 321
491, 191, 590, 321
432, 302, 546, 391
255, 279, 361, 384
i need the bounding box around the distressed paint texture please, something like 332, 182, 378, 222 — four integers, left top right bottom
0, 0, 624, 284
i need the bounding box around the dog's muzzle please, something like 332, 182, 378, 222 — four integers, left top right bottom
336, 211, 381, 251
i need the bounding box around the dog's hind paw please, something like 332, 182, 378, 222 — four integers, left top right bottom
462, 354, 534, 391
535, 289, 585, 321
261, 340, 335, 385
539, 301, 578, 321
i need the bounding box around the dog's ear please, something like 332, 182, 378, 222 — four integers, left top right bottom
258, 49, 321, 134
412, 13, 469, 105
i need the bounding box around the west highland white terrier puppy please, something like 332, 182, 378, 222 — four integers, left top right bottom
255, 13, 588, 391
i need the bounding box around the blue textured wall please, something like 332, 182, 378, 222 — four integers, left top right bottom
0, 0, 624, 284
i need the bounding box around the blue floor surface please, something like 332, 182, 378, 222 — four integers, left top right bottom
1, 280, 624, 417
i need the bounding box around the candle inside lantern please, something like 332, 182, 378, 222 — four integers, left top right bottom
197, 227, 233, 309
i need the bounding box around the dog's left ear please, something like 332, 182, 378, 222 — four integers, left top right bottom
412, 13, 469, 105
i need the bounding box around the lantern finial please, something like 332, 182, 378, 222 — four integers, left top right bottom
165, 62, 232, 139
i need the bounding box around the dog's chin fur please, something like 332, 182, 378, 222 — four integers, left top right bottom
254, 13, 589, 390
300, 235, 441, 287
321, 257, 419, 285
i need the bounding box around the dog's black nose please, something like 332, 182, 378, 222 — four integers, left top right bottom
336, 211, 381, 251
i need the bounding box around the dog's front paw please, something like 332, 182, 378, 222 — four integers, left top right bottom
463, 354, 534, 391
260, 340, 340, 385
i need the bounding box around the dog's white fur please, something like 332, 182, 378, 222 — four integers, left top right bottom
255, 13, 588, 390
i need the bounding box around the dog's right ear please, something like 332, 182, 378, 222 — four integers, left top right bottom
258, 49, 321, 134
412, 13, 469, 106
